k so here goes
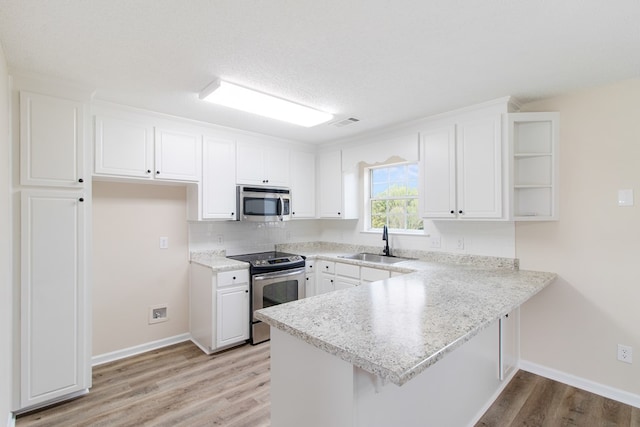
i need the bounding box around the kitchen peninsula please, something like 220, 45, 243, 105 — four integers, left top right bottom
256, 250, 556, 427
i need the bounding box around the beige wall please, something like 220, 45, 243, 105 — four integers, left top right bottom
517, 78, 640, 395
92, 181, 190, 356
0, 42, 12, 425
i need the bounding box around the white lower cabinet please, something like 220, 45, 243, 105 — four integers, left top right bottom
315, 260, 396, 295
499, 308, 519, 380
190, 265, 250, 354
305, 260, 316, 297
20, 190, 90, 409
216, 284, 250, 348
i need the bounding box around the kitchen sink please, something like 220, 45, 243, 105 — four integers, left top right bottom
338, 253, 415, 264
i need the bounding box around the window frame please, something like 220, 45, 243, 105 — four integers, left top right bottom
364, 161, 424, 234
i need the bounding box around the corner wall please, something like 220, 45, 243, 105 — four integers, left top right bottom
517, 78, 640, 396
92, 182, 190, 356
0, 41, 13, 426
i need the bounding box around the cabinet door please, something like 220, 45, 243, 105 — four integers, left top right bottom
236, 142, 266, 185
202, 136, 237, 220
154, 128, 201, 181
20, 92, 85, 187
20, 191, 89, 407
317, 151, 343, 218
456, 116, 503, 218
216, 284, 250, 348
334, 277, 359, 290
318, 275, 335, 295
499, 308, 519, 381
265, 146, 290, 187
94, 115, 154, 178
420, 126, 456, 218
290, 151, 316, 218
305, 274, 316, 298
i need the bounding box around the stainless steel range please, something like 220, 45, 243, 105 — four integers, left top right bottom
227, 251, 305, 344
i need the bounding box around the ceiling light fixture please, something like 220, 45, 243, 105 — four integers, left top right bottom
199, 79, 334, 127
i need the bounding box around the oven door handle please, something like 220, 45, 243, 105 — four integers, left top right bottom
253, 267, 305, 282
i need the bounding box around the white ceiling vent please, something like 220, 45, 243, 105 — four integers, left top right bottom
330, 117, 360, 128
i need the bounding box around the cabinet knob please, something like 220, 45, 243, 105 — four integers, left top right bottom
292, 212, 296, 215
330, 279, 334, 283
78, 178, 84, 183
306, 277, 309, 281
146, 170, 151, 174
458, 210, 463, 214
337, 212, 341, 216
245, 290, 249, 293
79, 197, 84, 202
156, 171, 160, 175
450, 210, 455, 214
231, 212, 234, 216
232, 276, 236, 280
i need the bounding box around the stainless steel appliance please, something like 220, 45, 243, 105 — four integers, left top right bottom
227, 251, 305, 344
236, 186, 292, 222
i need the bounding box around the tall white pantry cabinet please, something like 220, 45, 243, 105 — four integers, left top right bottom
15, 89, 92, 411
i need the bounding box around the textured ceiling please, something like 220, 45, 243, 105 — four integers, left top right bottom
0, 1, 639, 144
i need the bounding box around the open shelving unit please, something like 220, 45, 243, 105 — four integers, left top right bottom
509, 112, 559, 220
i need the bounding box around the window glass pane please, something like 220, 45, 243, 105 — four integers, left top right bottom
371, 168, 388, 184
368, 163, 421, 232
371, 182, 388, 198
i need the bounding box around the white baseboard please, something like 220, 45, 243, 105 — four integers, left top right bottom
92, 333, 191, 366
520, 360, 640, 409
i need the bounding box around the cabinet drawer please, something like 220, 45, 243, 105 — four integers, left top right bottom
361, 267, 391, 282
305, 260, 315, 273
318, 260, 335, 274
335, 262, 359, 279
218, 269, 249, 287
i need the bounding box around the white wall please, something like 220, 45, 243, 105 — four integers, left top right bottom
92, 182, 190, 356
517, 78, 640, 395
0, 41, 13, 427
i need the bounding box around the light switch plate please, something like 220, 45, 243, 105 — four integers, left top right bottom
618, 189, 634, 207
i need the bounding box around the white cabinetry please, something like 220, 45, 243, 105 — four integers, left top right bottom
290, 150, 316, 218
317, 151, 357, 219
315, 260, 395, 295
509, 112, 559, 220
216, 271, 250, 348
20, 191, 89, 408
94, 115, 153, 178
20, 92, 85, 188
94, 113, 201, 182
196, 136, 237, 220
190, 265, 250, 354
154, 128, 201, 181
305, 260, 316, 298
236, 142, 289, 187
420, 114, 503, 219
499, 308, 519, 380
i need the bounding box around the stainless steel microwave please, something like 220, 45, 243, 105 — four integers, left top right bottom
236, 186, 292, 222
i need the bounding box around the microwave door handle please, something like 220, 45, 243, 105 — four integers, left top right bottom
278, 196, 283, 219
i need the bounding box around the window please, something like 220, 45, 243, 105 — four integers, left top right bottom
368, 163, 423, 231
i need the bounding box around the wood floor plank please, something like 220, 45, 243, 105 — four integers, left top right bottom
17, 341, 640, 427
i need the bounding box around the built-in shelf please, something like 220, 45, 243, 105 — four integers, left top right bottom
509, 112, 559, 221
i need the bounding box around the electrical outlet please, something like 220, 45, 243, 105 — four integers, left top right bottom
456, 237, 464, 250
430, 236, 441, 248
159, 236, 169, 249
617, 344, 633, 363
216, 235, 224, 244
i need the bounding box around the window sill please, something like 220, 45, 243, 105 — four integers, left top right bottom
361, 229, 429, 237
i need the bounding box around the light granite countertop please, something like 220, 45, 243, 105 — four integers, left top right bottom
189, 250, 250, 271
254, 243, 556, 386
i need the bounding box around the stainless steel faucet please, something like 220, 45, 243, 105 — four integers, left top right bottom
382, 225, 391, 256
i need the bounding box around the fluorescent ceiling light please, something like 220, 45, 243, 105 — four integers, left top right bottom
199, 79, 334, 127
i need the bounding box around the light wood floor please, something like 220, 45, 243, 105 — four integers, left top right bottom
17, 341, 640, 426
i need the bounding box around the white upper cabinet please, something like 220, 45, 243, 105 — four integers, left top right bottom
154, 128, 201, 182
20, 91, 86, 188
508, 112, 559, 220
317, 150, 359, 219
200, 136, 237, 220
420, 114, 503, 219
94, 115, 153, 178
236, 142, 290, 187
290, 150, 316, 218
93, 112, 201, 182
